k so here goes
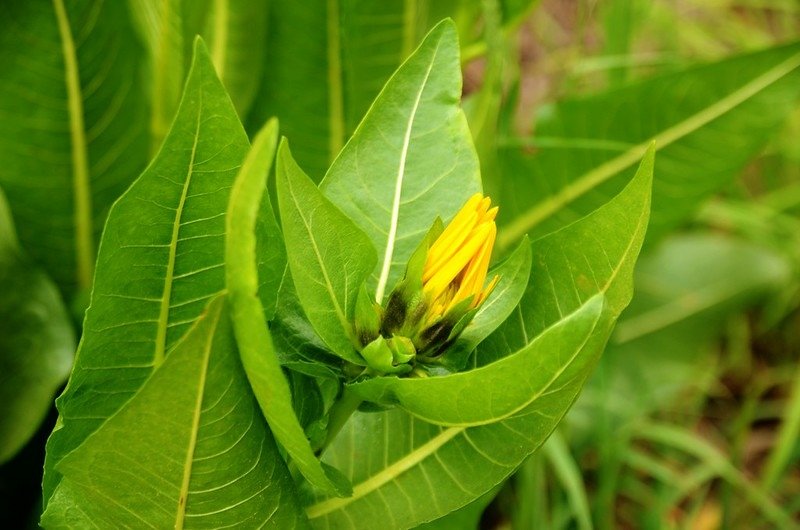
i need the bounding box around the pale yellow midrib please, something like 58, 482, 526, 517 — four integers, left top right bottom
210, 0, 229, 80
151, 0, 174, 149
373, 44, 439, 303
327, 0, 344, 162
497, 50, 800, 251
174, 302, 222, 529
154, 86, 202, 366
306, 427, 462, 518
53, 0, 95, 289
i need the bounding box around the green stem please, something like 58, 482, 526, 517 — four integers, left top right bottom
320, 387, 362, 453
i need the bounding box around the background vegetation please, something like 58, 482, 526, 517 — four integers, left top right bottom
0, 0, 798, 528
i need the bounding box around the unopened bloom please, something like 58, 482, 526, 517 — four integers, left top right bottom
421, 193, 499, 326
356, 193, 501, 374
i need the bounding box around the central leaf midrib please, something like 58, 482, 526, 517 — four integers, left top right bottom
327, 0, 344, 162
154, 85, 203, 366
53, 0, 95, 290
373, 39, 441, 303
174, 301, 221, 529
210, 0, 229, 80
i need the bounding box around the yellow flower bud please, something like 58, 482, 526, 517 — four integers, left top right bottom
421, 193, 499, 325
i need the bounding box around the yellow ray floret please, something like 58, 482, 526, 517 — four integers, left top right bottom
422, 193, 500, 321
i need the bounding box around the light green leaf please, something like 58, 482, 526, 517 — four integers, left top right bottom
226, 120, 349, 496
568, 233, 792, 443
127, 0, 185, 150
495, 42, 800, 251
0, 189, 74, 464
276, 140, 376, 364
41, 296, 310, 529
306, 142, 654, 529
0, 0, 149, 295
43, 38, 257, 503
322, 19, 482, 304
350, 294, 605, 426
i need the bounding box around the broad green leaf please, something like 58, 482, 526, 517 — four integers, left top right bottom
322, 20, 481, 304
568, 233, 792, 444
0, 189, 74, 463
41, 296, 310, 529
350, 294, 605, 426
495, 42, 800, 252
306, 141, 653, 529
127, 0, 185, 150
247, 1, 442, 179
43, 39, 257, 503
0, 0, 149, 295
276, 140, 376, 364
226, 120, 349, 496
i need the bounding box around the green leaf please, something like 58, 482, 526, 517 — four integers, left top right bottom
495, 42, 800, 251
127, 0, 185, 150
43, 38, 256, 503
0, 189, 74, 464
569, 233, 792, 442
0, 0, 149, 295
189, 0, 268, 118
322, 19, 482, 304
306, 143, 654, 529
225, 120, 349, 496
349, 294, 605, 426
275, 140, 376, 364
41, 296, 310, 529
247, 1, 438, 179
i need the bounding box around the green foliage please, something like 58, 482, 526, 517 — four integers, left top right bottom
41, 296, 310, 529
0, 0, 149, 295
0, 190, 74, 464
0, 1, 797, 528
42, 38, 258, 504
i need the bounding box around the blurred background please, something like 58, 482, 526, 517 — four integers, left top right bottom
0, 0, 799, 528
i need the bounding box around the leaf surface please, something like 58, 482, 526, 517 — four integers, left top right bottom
306, 144, 654, 529
41, 296, 310, 529
276, 140, 376, 364
0, 0, 149, 295
495, 42, 800, 251
350, 294, 604, 426
248, 1, 436, 179
43, 39, 257, 503
226, 120, 349, 496
0, 189, 74, 463
322, 20, 481, 303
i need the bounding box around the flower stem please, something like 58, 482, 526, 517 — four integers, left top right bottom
319, 387, 362, 454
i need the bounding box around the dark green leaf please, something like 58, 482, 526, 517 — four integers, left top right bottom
0, 0, 149, 295
275, 140, 376, 364
41, 296, 310, 529
0, 190, 74, 463
43, 38, 256, 503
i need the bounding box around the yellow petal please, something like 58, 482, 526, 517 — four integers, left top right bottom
423, 222, 492, 299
